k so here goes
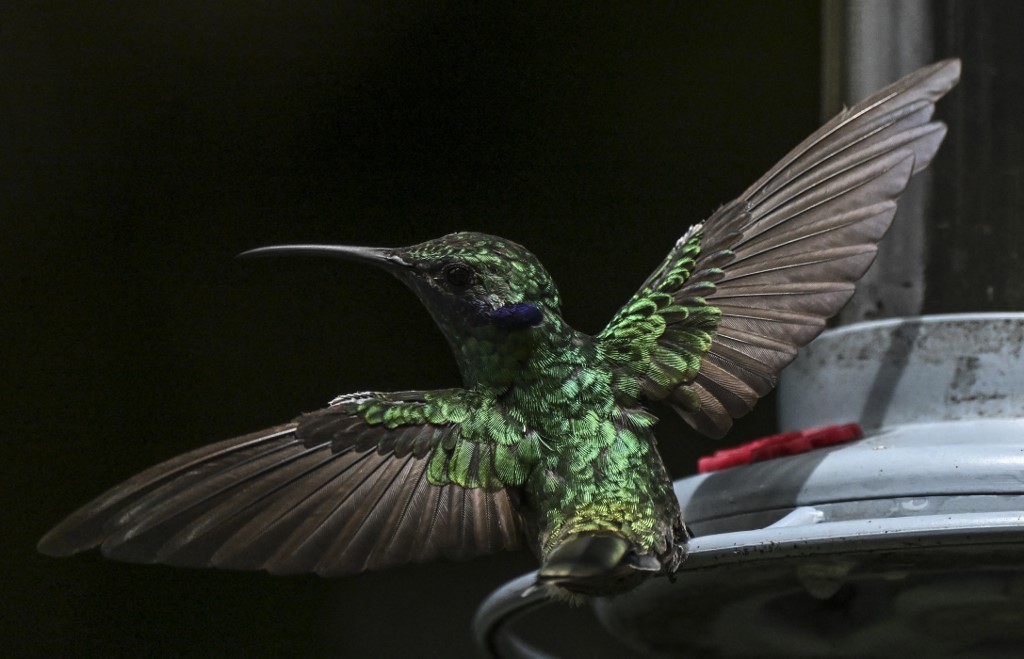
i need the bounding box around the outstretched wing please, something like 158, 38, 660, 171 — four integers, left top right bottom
598, 59, 961, 438
38, 389, 530, 576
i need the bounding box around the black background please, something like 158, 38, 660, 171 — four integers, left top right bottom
4, 2, 819, 657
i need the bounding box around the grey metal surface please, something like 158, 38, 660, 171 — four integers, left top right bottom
823, 0, 937, 323
824, 1, 1024, 319
923, 0, 1024, 314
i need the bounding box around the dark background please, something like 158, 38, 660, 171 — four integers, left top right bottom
4, 3, 820, 657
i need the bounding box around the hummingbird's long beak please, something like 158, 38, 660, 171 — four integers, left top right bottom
237, 244, 412, 271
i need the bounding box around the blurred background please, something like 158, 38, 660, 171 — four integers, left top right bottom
3, 2, 822, 657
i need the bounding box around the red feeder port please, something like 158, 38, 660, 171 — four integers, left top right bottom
697, 424, 863, 473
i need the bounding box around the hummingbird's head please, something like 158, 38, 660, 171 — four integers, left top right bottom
395, 231, 561, 330
240, 232, 564, 384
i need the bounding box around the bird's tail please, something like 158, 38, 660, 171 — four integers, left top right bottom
532, 531, 683, 598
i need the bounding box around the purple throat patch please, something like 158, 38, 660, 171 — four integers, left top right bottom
489, 303, 543, 330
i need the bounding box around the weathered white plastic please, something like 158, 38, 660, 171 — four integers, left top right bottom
778, 313, 1024, 430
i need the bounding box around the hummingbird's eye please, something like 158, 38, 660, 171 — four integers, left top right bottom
442, 263, 474, 289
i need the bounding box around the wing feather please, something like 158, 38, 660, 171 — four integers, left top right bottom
38, 391, 527, 576
598, 59, 960, 437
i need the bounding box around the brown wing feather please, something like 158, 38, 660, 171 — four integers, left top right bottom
671, 59, 960, 437
38, 398, 525, 577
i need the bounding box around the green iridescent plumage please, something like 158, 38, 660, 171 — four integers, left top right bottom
38, 59, 961, 597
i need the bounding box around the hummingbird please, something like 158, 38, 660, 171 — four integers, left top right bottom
39, 60, 960, 597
